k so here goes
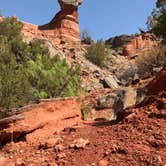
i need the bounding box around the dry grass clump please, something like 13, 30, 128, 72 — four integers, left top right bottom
136, 46, 166, 78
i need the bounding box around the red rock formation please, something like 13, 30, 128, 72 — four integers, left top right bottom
39, 1, 81, 43
22, 0, 83, 47
106, 32, 158, 57
0, 98, 81, 144
123, 32, 158, 56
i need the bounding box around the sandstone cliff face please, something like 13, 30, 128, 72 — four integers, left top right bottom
106, 32, 158, 57
123, 32, 158, 56
22, 0, 83, 47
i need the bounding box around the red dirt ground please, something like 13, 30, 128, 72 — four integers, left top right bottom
0, 65, 166, 166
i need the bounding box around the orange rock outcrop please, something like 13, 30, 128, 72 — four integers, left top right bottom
123, 32, 158, 56
22, 0, 82, 47
106, 32, 158, 57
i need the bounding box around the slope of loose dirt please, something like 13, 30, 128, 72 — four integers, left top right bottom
148, 64, 166, 95
1, 91, 166, 166
0, 65, 166, 166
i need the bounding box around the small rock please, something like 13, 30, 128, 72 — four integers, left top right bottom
102, 75, 119, 89
16, 158, 25, 165
54, 144, 65, 152
70, 138, 89, 149
99, 159, 108, 166
39, 137, 63, 149
19, 150, 24, 153
104, 151, 109, 156
57, 153, 66, 159
9, 156, 13, 159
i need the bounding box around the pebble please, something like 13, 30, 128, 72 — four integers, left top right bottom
99, 159, 108, 166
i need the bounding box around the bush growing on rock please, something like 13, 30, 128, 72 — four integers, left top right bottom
81, 29, 93, 45
0, 17, 82, 118
147, 0, 166, 44
86, 40, 111, 68
135, 46, 166, 78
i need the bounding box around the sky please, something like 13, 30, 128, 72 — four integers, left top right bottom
0, 0, 156, 40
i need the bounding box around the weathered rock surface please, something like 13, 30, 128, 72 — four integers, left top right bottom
22, 0, 83, 48
0, 98, 81, 145
106, 31, 158, 57
95, 87, 137, 121
106, 34, 135, 49
2, 1, 82, 51
102, 75, 120, 89
123, 32, 158, 56
70, 138, 89, 149
71, 47, 120, 90
97, 87, 137, 111
1, 66, 166, 165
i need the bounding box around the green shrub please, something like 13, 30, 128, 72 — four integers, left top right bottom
0, 40, 33, 113
147, 0, 166, 44
152, 10, 166, 44
86, 40, 111, 68
0, 17, 82, 117
27, 54, 82, 98
135, 46, 166, 78
0, 17, 23, 41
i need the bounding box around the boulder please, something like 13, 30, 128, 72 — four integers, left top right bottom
97, 93, 117, 109
102, 75, 120, 89
106, 34, 134, 48
114, 87, 137, 113
96, 87, 137, 118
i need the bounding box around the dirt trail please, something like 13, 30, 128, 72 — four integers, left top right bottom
0, 65, 166, 166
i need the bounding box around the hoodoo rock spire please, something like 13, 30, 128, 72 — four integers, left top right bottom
22, 0, 83, 47
38, 0, 83, 44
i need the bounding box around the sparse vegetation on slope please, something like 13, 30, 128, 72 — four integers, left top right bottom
86, 40, 111, 68
81, 29, 93, 45
136, 46, 166, 78
147, 0, 166, 44
0, 17, 82, 118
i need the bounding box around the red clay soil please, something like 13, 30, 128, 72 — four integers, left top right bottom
1, 92, 166, 166
148, 64, 166, 95
0, 98, 82, 145
0, 66, 166, 166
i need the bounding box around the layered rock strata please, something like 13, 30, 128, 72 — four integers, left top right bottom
106, 32, 158, 57
23, 0, 83, 47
